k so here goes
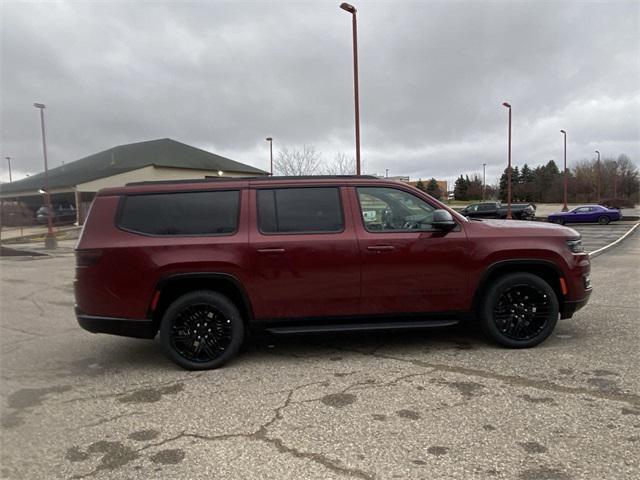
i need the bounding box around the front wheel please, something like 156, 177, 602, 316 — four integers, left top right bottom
479, 273, 559, 348
598, 216, 610, 225
159, 290, 244, 370
552, 218, 564, 225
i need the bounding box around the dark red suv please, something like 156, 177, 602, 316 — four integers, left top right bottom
75, 176, 591, 369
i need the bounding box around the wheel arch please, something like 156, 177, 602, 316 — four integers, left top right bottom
150, 273, 254, 329
473, 260, 565, 312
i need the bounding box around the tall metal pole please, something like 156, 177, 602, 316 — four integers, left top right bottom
266, 137, 273, 175
482, 163, 486, 200
5, 157, 11, 182
595, 150, 601, 203
502, 102, 512, 219
340, 3, 361, 176
34, 103, 57, 248
560, 130, 568, 211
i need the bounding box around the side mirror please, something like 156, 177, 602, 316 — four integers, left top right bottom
432, 209, 456, 231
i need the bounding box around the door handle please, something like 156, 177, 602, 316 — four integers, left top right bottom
257, 248, 286, 254
367, 245, 395, 252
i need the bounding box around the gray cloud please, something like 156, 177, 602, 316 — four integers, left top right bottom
1, 0, 638, 186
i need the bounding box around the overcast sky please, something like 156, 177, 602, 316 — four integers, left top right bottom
1, 0, 639, 186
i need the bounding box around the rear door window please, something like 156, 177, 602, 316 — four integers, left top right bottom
118, 190, 240, 236
257, 187, 344, 234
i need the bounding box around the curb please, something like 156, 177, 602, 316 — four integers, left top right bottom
589, 222, 640, 258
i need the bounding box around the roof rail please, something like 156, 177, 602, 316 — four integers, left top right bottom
125, 175, 379, 186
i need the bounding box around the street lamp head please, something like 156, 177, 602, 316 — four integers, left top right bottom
266, 137, 273, 142
502, 102, 511, 108
560, 129, 566, 134
33, 102, 46, 109
595, 150, 600, 155
340, 2, 356, 14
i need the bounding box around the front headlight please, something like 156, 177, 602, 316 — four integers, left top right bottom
566, 239, 584, 253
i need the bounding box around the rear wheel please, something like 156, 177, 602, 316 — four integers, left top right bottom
159, 290, 244, 370
598, 216, 610, 225
479, 273, 559, 348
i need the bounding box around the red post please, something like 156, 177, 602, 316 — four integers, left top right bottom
340, 3, 361, 175
266, 137, 273, 175
595, 150, 601, 203
561, 130, 568, 211
34, 103, 57, 248
482, 163, 486, 200
502, 102, 512, 219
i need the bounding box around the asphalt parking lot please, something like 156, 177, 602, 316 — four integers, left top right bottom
567, 221, 638, 254
1, 228, 639, 480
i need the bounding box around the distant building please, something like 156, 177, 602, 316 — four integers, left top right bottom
0, 138, 268, 224
406, 179, 448, 195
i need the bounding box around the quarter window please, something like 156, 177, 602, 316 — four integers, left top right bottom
257, 187, 344, 233
119, 190, 240, 236
357, 187, 436, 232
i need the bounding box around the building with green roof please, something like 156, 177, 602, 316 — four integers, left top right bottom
0, 138, 268, 224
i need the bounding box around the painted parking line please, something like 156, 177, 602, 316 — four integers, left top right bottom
588, 222, 640, 258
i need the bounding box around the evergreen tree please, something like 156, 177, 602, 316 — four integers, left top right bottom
415, 179, 426, 191
520, 163, 534, 183
426, 178, 442, 199
454, 175, 468, 200
498, 167, 509, 202
512, 166, 521, 185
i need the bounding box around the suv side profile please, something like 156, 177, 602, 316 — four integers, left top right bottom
74, 176, 592, 370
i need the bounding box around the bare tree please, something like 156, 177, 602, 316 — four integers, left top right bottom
273, 145, 321, 176
322, 152, 355, 175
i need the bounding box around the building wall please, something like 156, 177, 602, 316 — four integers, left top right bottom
76, 165, 260, 192
406, 179, 448, 194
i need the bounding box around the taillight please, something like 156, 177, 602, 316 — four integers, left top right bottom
75, 249, 103, 267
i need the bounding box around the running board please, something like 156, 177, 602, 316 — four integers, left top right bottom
265, 319, 459, 335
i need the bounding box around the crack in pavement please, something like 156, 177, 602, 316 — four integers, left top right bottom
0, 324, 47, 337
109, 380, 376, 480
320, 344, 640, 407
78, 411, 143, 429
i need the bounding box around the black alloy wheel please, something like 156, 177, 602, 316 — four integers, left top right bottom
493, 285, 551, 341
598, 216, 610, 225
479, 273, 559, 348
160, 291, 244, 370
553, 218, 565, 225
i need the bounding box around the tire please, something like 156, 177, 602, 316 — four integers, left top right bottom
552, 218, 564, 225
598, 216, 610, 225
479, 273, 559, 348
159, 290, 244, 370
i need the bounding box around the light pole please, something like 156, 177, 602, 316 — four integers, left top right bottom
5, 157, 11, 182
34, 103, 57, 249
266, 137, 273, 175
595, 150, 601, 202
482, 163, 486, 200
340, 2, 361, 176
502, 102, 512, 219
385, 168, 389, 178
560, 130, 568, 211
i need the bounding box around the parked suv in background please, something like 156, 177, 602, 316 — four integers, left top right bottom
75, 176, 592, 370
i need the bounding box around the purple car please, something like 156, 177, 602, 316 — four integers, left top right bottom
548, 205, 621, 225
